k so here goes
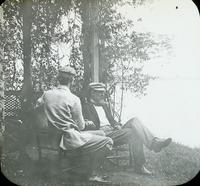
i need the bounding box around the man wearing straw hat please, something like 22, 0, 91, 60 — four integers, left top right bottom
35, 67, 113, 183
82, 82, 172, 175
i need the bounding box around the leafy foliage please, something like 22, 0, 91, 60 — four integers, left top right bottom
96, 1, 172, 99
2, 0, 172, 100
2, 0, 83, 93
2, 0, 23, 91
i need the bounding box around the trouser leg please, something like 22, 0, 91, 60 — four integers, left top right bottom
87, 144, 112, 176
129, 134, 146, 167
123, 117, 155, 149
107, 128, 146, 167
68, 136, 113, 181
83, 130, 106, 136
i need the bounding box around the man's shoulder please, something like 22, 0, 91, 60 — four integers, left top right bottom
73, 94, 80, 102
44, 86, 69, 94
42, 87, 73, 100
42, 88, 57, 97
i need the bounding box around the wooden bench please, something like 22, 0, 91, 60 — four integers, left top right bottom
4, 91, 77, 174
4, 90, 133, 169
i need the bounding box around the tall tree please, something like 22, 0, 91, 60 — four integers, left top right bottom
0, 5, 4, 156
2, 0, 73, 91
2, 0, 172, 99
78, 0, 92, 97
21, 0, 34, 112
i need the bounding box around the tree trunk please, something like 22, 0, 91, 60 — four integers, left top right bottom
80, 0, 100, 98
90, 0, 100, 82
80, 0, 92, 97
21, 0, 33, 113
0, 56, 4, 155
0, 6, 4, 157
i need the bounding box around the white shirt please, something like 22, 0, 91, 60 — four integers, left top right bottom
94, 105, 110, 127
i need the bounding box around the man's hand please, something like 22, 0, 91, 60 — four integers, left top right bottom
114, 125, 122, 130
85, 120, 95, 126
84, 120, 97, 130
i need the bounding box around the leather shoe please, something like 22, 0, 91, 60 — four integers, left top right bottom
151, 138, 172, 153
135, 165, 152, 175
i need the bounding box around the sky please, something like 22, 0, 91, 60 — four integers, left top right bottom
118, 0, 200, 148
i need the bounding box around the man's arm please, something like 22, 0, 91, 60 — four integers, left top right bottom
35, 93, 45, 109
71, 97, 86, 131
81, 100, 100, 130
102, 102, 122, 128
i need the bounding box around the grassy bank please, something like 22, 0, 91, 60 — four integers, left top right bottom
144, 141, 200, 185
1, 140, 200, 186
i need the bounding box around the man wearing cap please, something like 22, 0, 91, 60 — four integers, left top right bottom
82, 82, 172, 175
35, 67, 113, 183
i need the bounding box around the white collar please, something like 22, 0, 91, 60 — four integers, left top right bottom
57, 85, 70, 91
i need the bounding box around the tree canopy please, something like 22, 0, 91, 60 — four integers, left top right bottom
1, 0, 172, 98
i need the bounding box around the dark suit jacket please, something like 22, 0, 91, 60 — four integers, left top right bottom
81, 99, 120, 130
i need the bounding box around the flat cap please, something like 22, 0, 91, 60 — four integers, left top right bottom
88, 82, 106, 92
58, 66, 76, 76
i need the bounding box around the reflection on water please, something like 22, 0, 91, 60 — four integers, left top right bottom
120, 78, 200, 148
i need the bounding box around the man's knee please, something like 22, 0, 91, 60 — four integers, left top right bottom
130, 117, 140, 123
126, 117, 142, 128
98, 130, 106, 136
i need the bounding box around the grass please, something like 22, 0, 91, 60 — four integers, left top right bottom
1, 141, 200, 186
144, 141, 200, 185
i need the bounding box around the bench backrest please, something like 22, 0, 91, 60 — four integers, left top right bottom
33, 106, 62, 151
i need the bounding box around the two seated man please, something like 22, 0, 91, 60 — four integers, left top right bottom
36, 66, 171, 182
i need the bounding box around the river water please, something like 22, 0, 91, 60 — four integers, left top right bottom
120, 78, 200, 148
